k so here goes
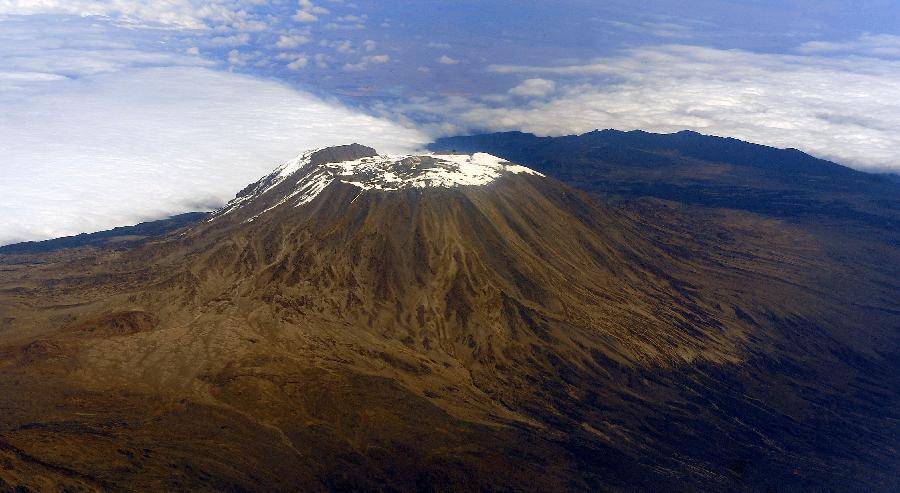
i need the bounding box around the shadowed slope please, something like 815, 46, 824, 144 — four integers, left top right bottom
429, 130, 900, 234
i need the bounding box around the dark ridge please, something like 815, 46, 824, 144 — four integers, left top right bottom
884, 172, 900, 185
432, 129, 872, 178
0, 212, 209, 255
428, 129, 900, 231
309, 144, 378, 167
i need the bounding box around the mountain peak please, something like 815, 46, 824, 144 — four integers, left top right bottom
216, 146, 543, 221
308, 143, 378, 167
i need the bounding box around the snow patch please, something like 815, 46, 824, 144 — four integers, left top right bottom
213, 149, 543, 221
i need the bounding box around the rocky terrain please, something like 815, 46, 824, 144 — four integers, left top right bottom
0, 143, 897, 491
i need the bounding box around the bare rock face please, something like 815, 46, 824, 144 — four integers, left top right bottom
0, 145, 897, 492
307, 143, 378, 166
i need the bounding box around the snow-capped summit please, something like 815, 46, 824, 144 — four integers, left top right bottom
214, 144, 543, 220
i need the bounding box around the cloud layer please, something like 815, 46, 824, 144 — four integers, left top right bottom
0, 66, 425, 245
0, 0, 257, 29
385, 44, 900, 172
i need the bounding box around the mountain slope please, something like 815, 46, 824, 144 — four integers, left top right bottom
0, 145, 897, 491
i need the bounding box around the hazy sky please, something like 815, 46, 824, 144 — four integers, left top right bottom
2, 0, 900, 244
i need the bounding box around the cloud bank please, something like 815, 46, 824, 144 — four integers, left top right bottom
0, 11, 424, 246
0, 66, 426, 245
384, 43, 900, 172
0, 0, 260, 29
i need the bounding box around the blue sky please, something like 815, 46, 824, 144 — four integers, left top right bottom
2, 0, 900, 244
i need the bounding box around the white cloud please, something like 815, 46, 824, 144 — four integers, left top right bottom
363, 39, 376, 52
341, 62, 364, 71
0, 66, 426, 245
298, 0, 329, 15
798, 33, 900, 58
232, 18, 267, 32
342, 54, 389, 71
437, 55, 459, 65
293, 0, 328, 23
337, 14, 366, 22
313, 53, 330, 68
287, 55, 309, 70
0, 0, 263, 29
487, 62, 615, 76
0, 16, 209, 91
601, 19, 694, 39
321, 39, 354, 54
275, 34, 310, 49
227, 49, 253, 66
292, 10, 319, 23
324, 21, 364, 30
387, 44, 900, 172
508, 78, 556, 97
208, 33, 250, 47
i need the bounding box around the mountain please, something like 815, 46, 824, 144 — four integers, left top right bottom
0, 145, 898, 491
429, 130, 900, 235
0, 212, 209, 255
